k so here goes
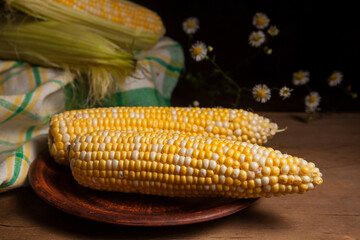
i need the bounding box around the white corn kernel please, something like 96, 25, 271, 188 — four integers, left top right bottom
106, 160, 112, 169
80, 151, 86, 160
199, 169, 207, 177
220, 165, 227, 174
186, 148, 193, 156
212, 153, 219, 161
281, 165, 290, 174
173, 154, 180, 164
99, 143, 105, 151
112, 160, 118, 170
232, 169, 240, 178
255, 178, 262, 187
185, 157, 192, 166
150, 152, 156, 161
250, 162, 259, 171
262, 176, 270, 185
202, 159, 209, 169
109, 151, 115, 159
209, 160, 217, 170
62, 134, 70, 142
131, 150, 139, 160
85, 152, 91, 161
219, 175, 226, 184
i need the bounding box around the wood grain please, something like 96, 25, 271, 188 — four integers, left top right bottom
1, 112, 359, 239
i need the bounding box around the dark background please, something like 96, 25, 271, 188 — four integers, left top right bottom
135, 0, 360, 112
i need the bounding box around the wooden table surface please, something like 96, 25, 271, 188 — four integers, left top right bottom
1, 112, 359, 240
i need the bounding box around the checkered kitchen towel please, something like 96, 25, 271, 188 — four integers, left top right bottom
0, 37, 183, 192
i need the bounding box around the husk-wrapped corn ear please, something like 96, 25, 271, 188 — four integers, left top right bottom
6, 0, 166, 50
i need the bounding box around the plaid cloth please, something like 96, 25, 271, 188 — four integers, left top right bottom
0, 37, 183, 192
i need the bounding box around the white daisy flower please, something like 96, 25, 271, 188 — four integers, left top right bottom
252, 84, 271, 103
327, 71, 343, 87
305, 92, 321, 112
293, 70, 310, 85
249, 31, 266, 48
267, 25, 279, 36
193, 100, 200, 107
279, 86, 293, 100
252, 13, 270, 29
183, 17, 200, 35
189, 41, 208, 62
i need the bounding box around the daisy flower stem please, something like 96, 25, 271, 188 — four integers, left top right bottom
241, 88, 253, 91
305, 84, 312, 93
233, 49, 262, 71
206, 56, 240, 89
234, 90, 241, 108
340, 83, 358, 99
188, 34, 193, 44
206, 56, 242, 107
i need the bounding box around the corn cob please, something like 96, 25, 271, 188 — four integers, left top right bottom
49, 107, 279, 165
7, 0, 165, 50
69, 130, 323, 198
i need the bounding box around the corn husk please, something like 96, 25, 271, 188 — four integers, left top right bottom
0, 19, 136, 103
6, 0, 166, 50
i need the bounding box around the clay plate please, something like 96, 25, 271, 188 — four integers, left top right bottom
28, 151, 258, 226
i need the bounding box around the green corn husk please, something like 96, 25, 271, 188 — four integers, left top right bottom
6, 0, 166, 50
0, 19, 136, 103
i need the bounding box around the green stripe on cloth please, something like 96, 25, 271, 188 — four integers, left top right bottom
0, 139, 17, 146
161, 43, 184, 99
0, 68, 27, 85
0, 78, 64, 121
0, 61, 25, 75
15, 150, 31, 165
5, 62, 25, 72
33, 67, 42, 87
47, 79, 65, 87
0, 149, 17, 156
0, 98, 45, 122
63, 80, 89, 110
101, 88, 169, 107
0, 90, 34, 124
143, 57, 182, 73
163, 98, 171, 106
25, 126, 35, 141
0, 147, 23, 188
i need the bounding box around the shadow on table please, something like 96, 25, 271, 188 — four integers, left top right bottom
12, 188, 288, 239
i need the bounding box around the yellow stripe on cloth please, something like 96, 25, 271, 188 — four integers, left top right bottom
0, 61, 15, 95
151, 53, 183, 68
0, 95, 23, 123
151, 61, 180, 79
4, 156, 14, 187
26, 67, 36, 92
15, 139, 31, 189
